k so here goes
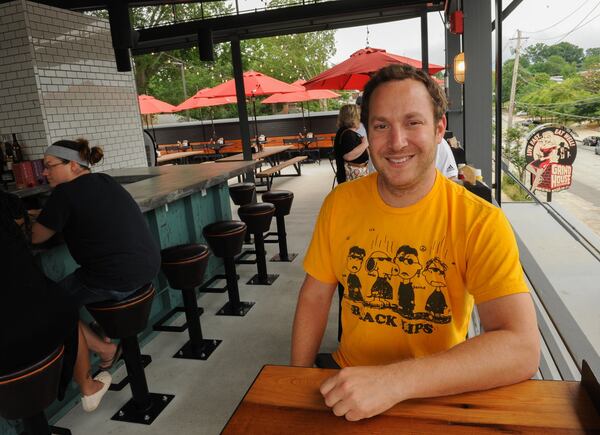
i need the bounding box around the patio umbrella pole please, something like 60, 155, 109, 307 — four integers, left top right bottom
300, 103, 306, 133
252, 97, 259, 146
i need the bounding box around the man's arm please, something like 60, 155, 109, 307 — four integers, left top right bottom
320, 292, 540, 421
291, 274, 338, 367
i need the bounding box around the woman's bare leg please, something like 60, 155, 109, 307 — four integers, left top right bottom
73, 324, 103, 396
79, 321, 116, 362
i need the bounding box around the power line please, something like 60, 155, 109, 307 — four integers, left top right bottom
514, 104, 600, 120
521, 0, 587, 34
554, 10, 600, 44
515, 96, 600, 107
526, 0, 600, 42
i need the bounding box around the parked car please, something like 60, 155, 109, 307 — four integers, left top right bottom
520, 119, 542, 128
582, 136, 600, 147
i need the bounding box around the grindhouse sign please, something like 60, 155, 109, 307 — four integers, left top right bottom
525, 125, 577, 192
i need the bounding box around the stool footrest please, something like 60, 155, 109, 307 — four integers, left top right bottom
49, 426, 73, 435
198, 274, 236, 293
270, 252, 298, 262
263, 231, 279, 244
235, 249, 257, 264
173, 339, 222, 360
110, 392, 174, 425
247, 274, 279, 286
216, 301, 255, 317
152, 306, 204, 332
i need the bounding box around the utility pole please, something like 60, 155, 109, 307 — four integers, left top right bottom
507, 30, 528, 130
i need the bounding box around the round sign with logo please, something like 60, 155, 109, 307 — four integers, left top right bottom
524, 125, 577, 193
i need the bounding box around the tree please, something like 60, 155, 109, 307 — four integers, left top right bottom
530, 55, 576, 77
524, 42, 584, 66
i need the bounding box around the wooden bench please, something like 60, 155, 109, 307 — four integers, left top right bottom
256, 155, 307, 190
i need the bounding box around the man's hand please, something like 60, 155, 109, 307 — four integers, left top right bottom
320, 365, 404, 421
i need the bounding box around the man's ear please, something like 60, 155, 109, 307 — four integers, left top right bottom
435, 115, 447, 143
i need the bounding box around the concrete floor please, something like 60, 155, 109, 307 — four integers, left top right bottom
56, 162, 340, 435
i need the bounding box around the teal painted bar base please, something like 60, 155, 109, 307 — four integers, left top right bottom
0, 183, 232, 435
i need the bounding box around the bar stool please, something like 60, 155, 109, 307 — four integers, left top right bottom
229, 182, 256, 264
238, 203, 279, 285
201, 220, 255, 316
262, 190, 296, 262
160, 244, 222, 360
0, 346, 71, 435
87, 284, 174, 425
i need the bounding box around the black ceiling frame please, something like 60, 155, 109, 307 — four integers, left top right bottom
132, 0, 444, 54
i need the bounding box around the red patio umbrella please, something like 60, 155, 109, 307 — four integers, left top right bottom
138, 94, 177, 114
303, 47, 445, 90
201, 71, 302, 140
173, 93, 237, 139
262, 80, 340, 131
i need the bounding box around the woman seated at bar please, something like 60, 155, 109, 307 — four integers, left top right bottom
333, 104, 370, 184
30, 139, 161, 409
0, 190, 105, 411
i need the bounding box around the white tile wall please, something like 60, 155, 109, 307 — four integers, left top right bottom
0, 0, 147, 171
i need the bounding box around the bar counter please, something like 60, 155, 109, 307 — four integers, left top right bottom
1, 161, 256, 435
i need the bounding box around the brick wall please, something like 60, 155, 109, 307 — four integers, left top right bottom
0, 0, 147, 171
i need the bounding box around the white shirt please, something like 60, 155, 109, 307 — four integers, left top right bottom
435, 138, 459, 178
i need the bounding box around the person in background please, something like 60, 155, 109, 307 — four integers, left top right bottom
31, 138, 161, 412
0, 190, 102, 410
333, 104, 370, 184
291, 64, 539, 421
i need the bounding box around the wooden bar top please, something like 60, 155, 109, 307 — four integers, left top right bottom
222, 365, 600, 434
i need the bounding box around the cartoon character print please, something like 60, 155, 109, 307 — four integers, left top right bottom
365, 251, 399, 307
345, 246, 366, 302
422, 257, 451, 322
394, 245, 422, 319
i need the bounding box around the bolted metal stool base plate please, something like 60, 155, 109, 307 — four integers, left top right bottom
111, 392, 174, 425
173, 339, 222, 360
216, 301, 255, 316
247, 274, 279, 285
270, 253, 298, 262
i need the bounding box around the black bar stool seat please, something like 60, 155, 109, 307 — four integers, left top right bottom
0, 346, 71, 435
87, 284, 173, 425
229, 182, 257, 263
238, 203, 279, 285
228, 182, 255, 206
201, 220, 255, 316
262, 190, 296, 262
160, 244, 221, 360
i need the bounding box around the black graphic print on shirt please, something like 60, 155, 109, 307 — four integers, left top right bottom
340, 239, 452, 335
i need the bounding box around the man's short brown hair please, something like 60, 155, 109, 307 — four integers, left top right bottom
360, 64, 447, 127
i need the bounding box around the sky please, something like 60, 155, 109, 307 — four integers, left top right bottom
238, 0, 600, 67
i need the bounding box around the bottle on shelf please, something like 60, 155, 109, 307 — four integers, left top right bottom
11, 133, 23, 163
4, 139, 14, 171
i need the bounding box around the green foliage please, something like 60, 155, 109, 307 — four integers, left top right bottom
523, 42, 584, 66
504, 127, 527, 181
502, 174, 531, 202
127, 2, 336, 121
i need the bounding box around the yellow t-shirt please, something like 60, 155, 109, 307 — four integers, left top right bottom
303, 171, 529, 368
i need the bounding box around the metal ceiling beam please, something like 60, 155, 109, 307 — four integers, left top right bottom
132, 0, 443, 54
12, 0, 219, 12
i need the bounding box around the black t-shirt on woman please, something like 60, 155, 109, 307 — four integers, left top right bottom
37, 173, 160, 291
333, 127, 369, 184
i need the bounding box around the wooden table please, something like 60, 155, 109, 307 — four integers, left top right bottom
156, 150, 208, 164
222, 365, 600, 434
215, 145, 292, 162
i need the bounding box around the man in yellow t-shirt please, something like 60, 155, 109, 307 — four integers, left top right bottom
291, 64, 540, 422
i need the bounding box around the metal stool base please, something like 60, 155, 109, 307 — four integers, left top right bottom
216, 301, 255, 317
247, 274, 279, 286
111, 392, 174, 425
270, 253, 297, 262
92, 354, 152, 392
153, 306, 204, 332
263, 231, 278, 244
173, 339, 222, 360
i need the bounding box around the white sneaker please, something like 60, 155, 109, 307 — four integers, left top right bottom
81, 371, 112, 412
